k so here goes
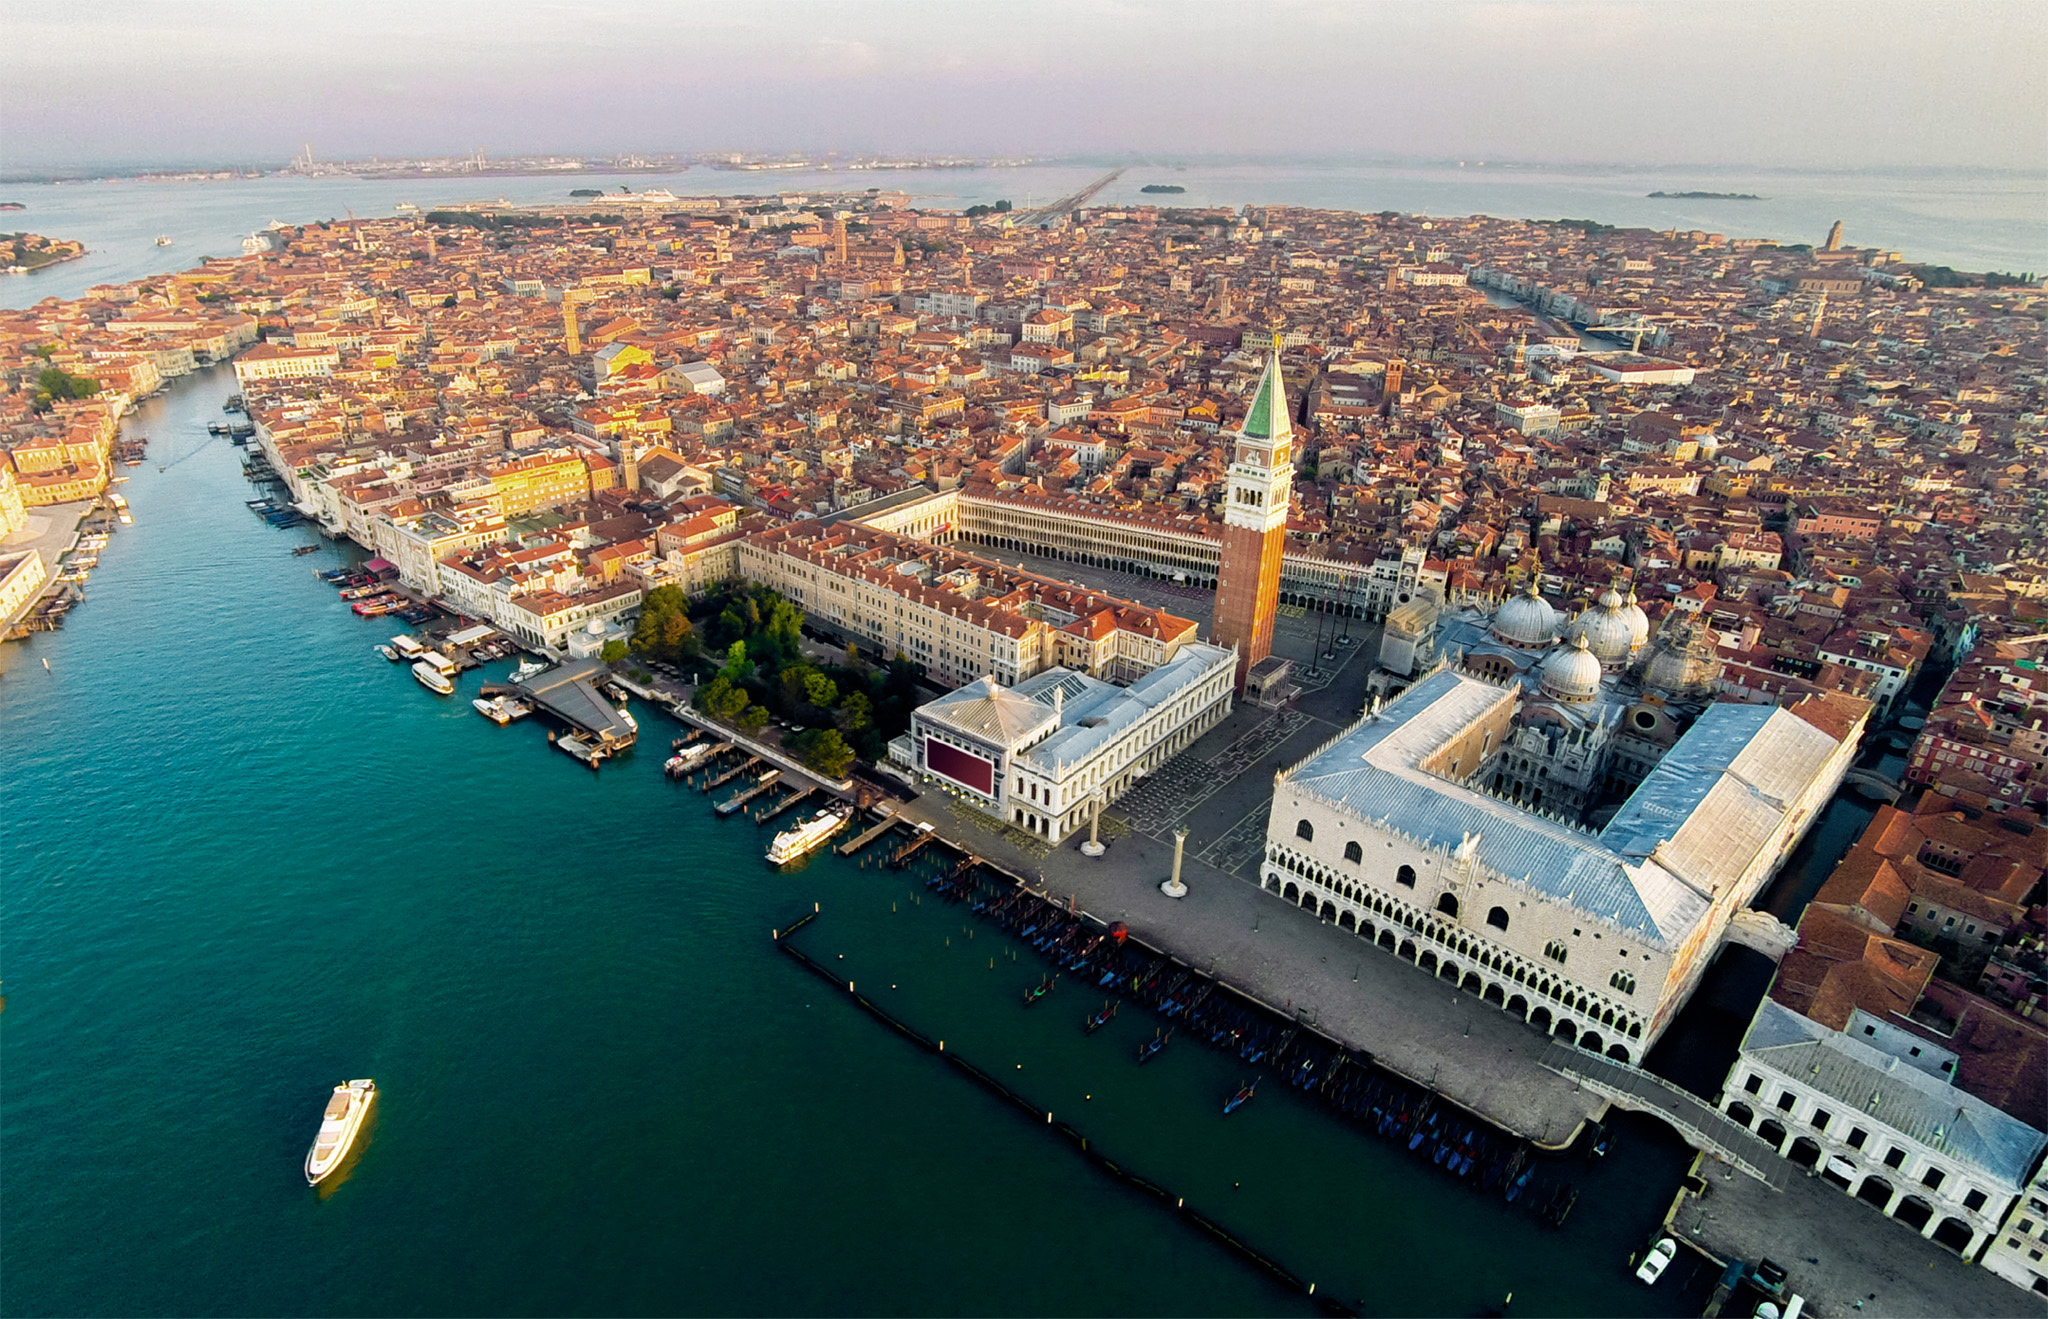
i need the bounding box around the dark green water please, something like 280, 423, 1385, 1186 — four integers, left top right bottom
3, 369, 1710, 1316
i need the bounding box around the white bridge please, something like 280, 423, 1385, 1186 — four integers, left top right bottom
1540, 1041, 1792, 1191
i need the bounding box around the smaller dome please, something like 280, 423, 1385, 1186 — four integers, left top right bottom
1491, 583, 1560, 648
1566, 590, 1639, 666
1539, 635, 1604, 702
1642, 622, 1721, 699
1620, 588, 1651, 647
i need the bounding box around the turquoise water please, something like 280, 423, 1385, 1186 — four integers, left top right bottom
2, 159, 2042, 311
0, 368, 1724, 1314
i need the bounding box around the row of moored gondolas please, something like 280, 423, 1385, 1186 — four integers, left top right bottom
927, 861, 1583, 1227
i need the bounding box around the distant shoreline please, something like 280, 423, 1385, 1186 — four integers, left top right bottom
1648, 190, 1763, 200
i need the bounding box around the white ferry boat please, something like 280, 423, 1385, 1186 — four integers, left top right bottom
664, 742, 716, 775
472, 694, 532, 724
412, 661, 454, 695
766, 805, 851, 865
304, 1078, 375, 1185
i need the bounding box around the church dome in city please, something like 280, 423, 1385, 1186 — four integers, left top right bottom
1642, 622, 1722, 699
1620, 587, 1652, 649
1490, 583, 1560, 648
1539, 635, 1605, 702
1564, 586, 1640, 667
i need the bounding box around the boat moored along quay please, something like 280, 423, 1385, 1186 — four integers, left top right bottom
764, 804, 852, 865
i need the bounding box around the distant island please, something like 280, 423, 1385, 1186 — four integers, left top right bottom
2, 232, 85, 275
1141, 184, 1187, 194
1648, 190, 1762, 200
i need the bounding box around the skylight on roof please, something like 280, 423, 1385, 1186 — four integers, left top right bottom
1031, 673, 1091, 707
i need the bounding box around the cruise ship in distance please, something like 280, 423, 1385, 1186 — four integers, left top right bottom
305, 1078, 375, 1185
766, 805, 851, 865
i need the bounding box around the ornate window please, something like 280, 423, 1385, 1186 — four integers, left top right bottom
1609, 970, 1636, 996
1344, 840, 1362, 864
1396, 864, 1417, 888
1436, 893, 1459, 919
1486, 906, 1510, 931
1296, 819, 1314, 842
1543, 940, 1568, 965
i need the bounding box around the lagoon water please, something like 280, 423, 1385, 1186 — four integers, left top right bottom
2, 158, 2044, 311
0, 369, 1744, 1316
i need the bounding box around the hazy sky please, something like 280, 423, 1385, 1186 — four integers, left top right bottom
5, 0, 2045, 171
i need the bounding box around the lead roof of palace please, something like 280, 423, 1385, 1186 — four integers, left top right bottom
1283, 669, 1844, 948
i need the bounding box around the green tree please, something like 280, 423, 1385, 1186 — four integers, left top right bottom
659, 610, 695, 658
600, 639, 629, 664
738, 705, 770, 733
32, 366, 100, 410
837, 690, 872, 733
798, 728, 855, 778
803, 670, 838, 708
720, 640, 751, 684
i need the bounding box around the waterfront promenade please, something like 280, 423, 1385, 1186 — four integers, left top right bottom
1672, 1154, 2041, 1318
884, 783, 1607, 1147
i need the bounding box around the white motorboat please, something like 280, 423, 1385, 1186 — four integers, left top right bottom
1635, 1237, 1677, 1285
472, 695, 531, 724
375, 644, 400, 662
304, 1078, 375, 1185
510, 658, 547, 683
664, 742, 716, 775
766, 805, 851, 865
412, 661, 454, 695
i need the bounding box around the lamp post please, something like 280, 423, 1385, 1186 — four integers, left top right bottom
1160, 827, 1189, 899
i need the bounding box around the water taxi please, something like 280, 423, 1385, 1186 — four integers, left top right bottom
304, 1078, 375, 1185
471, 694, 531, 724
375, 644, 400, 662
412, 661, 454, 694
765, 805, 850, 864
1635, 1237, 1677, 1285
664, 741, 716, 776
110, 493, 131, 524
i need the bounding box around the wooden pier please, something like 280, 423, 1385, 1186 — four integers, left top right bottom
757, 786, 814, 823
715, 769, 782, 816
886, 823, 939, 869
705, 755, 761, 790
837, 806, 900, 856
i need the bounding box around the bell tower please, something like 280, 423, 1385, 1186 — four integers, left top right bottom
1212, 342, 1294, 690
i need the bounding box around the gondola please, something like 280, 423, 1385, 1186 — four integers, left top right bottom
1224, 1080, 1257, 1114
